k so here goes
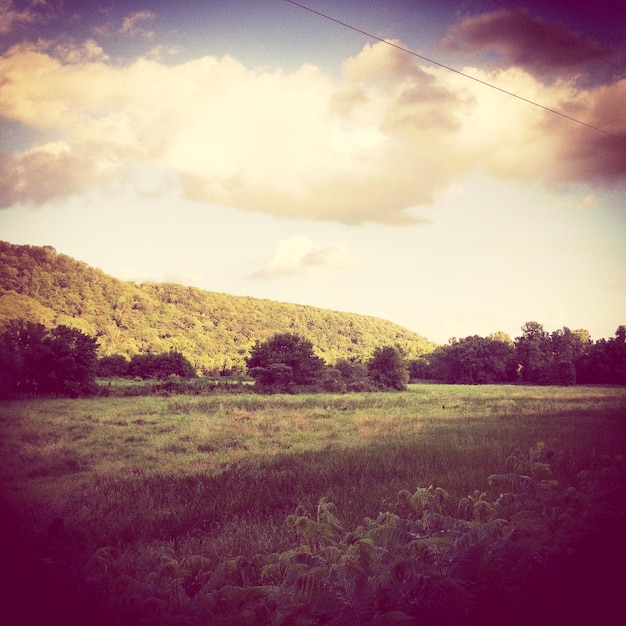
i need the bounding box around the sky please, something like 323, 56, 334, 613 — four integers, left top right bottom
0, 0, 624, 344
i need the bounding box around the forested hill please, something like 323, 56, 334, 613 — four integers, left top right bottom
0, 241, 435, 373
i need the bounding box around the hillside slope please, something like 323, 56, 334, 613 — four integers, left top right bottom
0, 242, 435, 373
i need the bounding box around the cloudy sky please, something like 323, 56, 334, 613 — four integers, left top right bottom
0, 0, 624, 344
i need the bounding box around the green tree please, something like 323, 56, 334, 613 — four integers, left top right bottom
487, 330, 513, 344
45, 325, 98, 395
97, 354, 130, 377
367, 346, 409, 390
515, 322, 555, 385
554, 359, 576, 386
408, 357, 430, 381
319, 366, 346, 392
0, 321, 97, 396
428, 335, 517, 384
246, 333, 324, 391
335, 358, 370, 391
606, 325, 626, 385
0, 321, 47, 393
0, 338, 19, 398
575, 339, 610, 384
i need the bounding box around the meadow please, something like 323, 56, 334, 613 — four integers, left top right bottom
1, 384, 625, 625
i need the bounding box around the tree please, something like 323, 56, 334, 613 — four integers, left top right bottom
488, 331, 513, 345
367, 346, 409, 390
554, 359, 576, 386
0, 338, 19, 398
246, 333, 324, 391
319, 366, 346, 393
45, 325, 98, 395
515, 322, 555, 385
606, 326, 626, 385
97, 354, 130, 377
552, 326, 584, 362
0, 321, 47, 393
335, 358, 370, 391
408, 358, 430, 381
575, 339, 610, 384
427, 336, 517, 384
0, 321, 97, 396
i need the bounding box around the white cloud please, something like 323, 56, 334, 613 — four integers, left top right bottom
5, 38, 110, 64
553, 193, 599, 212
53, 39, 109, 64
120, 11, 155, 38
147, 44, 180, 60
0, 38, 624, 219
163, 271, 204, 288
0, 141, 108, 206
0, 0, 55, 35
251, 236, 363, 279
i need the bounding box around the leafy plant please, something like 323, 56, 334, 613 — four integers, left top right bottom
84, 443, 625, 625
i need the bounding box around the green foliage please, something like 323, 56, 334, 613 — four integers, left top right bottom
128, 351, 197, 380
554, 359, 576, 386
0, 337, 19, 397
368, 346, 409, 390
0, 320, 97, 397
576, 326, 626, 385
246, 335, 412, 393
97, 354, 130, 377
335, 359, 371, 391
79, 444, 625, 625
416, 322, 625, 386
515, 323, 594, 386
515, 322, 556, 384
2, 388, 625, 624
246, 333, 325, 391
428, 335, 518, 384
0, 241, 435, 373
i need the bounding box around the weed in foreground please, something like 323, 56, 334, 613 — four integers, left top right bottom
1, 386, 625, 624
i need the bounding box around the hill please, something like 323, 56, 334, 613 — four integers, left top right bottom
0, 241, 435, 373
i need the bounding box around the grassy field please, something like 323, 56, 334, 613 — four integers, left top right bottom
1, 384, 625, 624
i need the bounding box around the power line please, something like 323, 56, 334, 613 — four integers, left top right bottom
491, 0, 626, 74
285, 0, 625, 144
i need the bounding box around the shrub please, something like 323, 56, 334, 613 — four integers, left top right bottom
97, 354, 130, 377
128, 351, 197, 380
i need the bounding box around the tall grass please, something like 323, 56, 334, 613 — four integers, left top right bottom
1, 384, 625, 622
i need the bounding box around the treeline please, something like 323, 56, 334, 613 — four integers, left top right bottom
0, 241, 434, 373
101, 333, 411, 394
410, 322, 626, 386
2, 320, 625, 399
0, 320, 202, 398
98, 352, 197, 380
245, 333, 409, 393
0, 324, 410, 398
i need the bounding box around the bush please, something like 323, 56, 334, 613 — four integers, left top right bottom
128, 351, 197, 380
97, 354, 130, 377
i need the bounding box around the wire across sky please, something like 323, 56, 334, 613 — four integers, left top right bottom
286, 0, 625, 143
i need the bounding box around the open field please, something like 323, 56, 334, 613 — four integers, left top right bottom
1, 384, 625, 625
